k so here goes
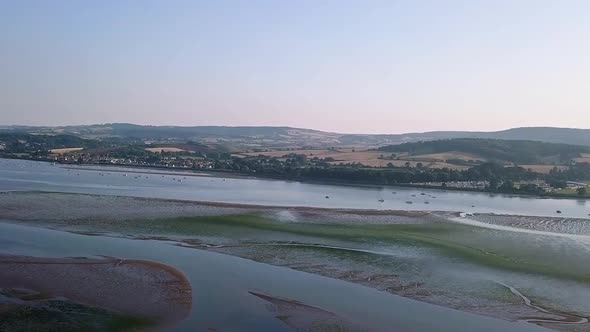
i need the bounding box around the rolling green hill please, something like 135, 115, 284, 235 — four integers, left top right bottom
378, 138, 590, 164
0, 133, 101, 153
3, 124, 590, 148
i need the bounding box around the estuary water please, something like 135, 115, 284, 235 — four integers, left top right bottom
1, 158, 588, 218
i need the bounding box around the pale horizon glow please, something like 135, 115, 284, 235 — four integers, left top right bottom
1, 1, 590, 134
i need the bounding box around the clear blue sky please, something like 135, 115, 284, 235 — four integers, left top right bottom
1, 0, 589, 133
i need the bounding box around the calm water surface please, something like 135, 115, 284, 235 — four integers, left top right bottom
1, 159, 588, 218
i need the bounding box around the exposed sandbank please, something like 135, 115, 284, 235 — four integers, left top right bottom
0, 255, 192, 329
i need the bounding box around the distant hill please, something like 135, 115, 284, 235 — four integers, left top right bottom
0, 124, 305, 139
344, 127, 590, 147
378, 138, 590, 164
2, 124, 590, 149
0, 124, 342, 149
0, 133, 101, 153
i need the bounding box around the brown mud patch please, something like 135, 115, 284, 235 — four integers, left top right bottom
0, 255, 192, 329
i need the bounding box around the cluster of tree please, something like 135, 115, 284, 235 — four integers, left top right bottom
378, 138, 590, 164
213, 154, 321, 173
0, 133, 100, 155
202, 153, 590, 195
210, 154, 543, 186
0, 133, 147, 156
546, 163, 590, 182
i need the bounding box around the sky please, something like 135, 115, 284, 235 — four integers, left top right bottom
1, 1, 589, 134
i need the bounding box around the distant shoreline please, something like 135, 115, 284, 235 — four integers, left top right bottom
2, 156, 589, 201
59, 160, 590, 201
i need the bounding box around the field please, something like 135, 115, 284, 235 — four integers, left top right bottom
49, 147, 84, 154
145, 147, 187, 153
402, 151, 485, 162
145, 143, 217, 154
521, 165, 569, 174
241, 146, 590, 172
574, 153, 590, 163
241, 149, 340, 158
240, 149, 469, 169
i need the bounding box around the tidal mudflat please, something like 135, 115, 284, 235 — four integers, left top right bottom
0, 255, 192, 331
0, 191, 588, 331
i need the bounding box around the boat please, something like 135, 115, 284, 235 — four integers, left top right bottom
325, 196, 330, 199
378, 199, 385, 202
406, 201, 413, 204
556, 210, 562, 214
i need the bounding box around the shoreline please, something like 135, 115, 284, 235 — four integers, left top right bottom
4, 157, 588, 201
64, 161, 587, 200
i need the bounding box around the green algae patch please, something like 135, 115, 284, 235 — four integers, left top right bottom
161, 213, 590, 283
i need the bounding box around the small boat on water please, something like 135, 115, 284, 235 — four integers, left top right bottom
406, 201, 413, 204
325, 196, 330, 199
378, 199, 385, 202
556, 210, 562, 214
424, 201, 430, 204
